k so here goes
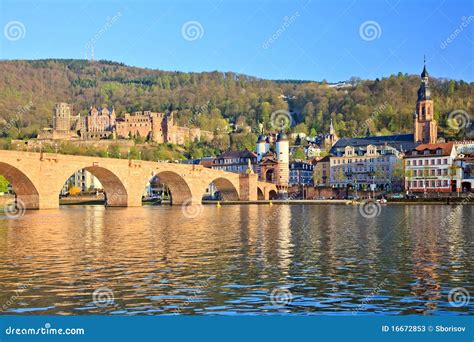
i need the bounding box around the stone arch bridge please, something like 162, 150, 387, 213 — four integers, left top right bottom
0, 150, 278, 209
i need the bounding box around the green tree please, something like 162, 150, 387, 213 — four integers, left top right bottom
0, 175, 9, 193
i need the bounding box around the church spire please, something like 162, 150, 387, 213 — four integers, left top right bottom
421, 55, 428, 79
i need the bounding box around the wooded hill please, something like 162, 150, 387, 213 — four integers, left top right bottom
0, 59, 472, 140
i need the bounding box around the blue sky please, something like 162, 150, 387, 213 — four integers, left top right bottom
0, 0, 473, 82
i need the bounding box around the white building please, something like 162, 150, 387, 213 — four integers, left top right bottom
404, 142, 457, 193
62, 169, 102, 194
329, 144, 403, 191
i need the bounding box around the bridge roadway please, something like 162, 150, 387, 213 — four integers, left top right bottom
0, 150, 278, 209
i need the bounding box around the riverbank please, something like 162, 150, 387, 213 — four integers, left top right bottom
2, 196, 472, 207
203, 198, 473, 205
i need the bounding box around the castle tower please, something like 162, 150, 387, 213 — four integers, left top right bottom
53, 103, 72, 131
414, 59, 437, 144
275, 132, 289, 187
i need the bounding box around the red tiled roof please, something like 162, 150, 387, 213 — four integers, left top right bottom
217, 150, 257, 159
406, 142, 454, 157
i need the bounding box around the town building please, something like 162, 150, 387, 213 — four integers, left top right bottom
329, 144, 403, 191
306, 143, 322, 159
61, 169, 102, 195
404, 142, 457, 193
211, 150, 258, 174
454, 152, 474, 193
289, 161, 314, 186
312, 155, 330, 187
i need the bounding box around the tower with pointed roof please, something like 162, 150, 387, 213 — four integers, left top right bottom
329, 118, 335, 135
414, 58, 437, 144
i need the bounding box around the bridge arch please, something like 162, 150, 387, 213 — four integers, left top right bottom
153, 170, 194, 205
0, 162, 40, 209
58, 166, 128, 207
204, 177, 240, 201
268, 189, 278, 199
256, 182, 278, 200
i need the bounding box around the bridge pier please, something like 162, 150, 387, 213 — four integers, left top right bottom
239, 173, 258, 201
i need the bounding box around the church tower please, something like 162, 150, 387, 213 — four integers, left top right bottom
414, 58, 437, 144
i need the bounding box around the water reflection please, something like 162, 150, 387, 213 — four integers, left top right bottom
0, 204, 472, 315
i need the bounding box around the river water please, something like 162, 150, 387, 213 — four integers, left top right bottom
0, 204, 472, 315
